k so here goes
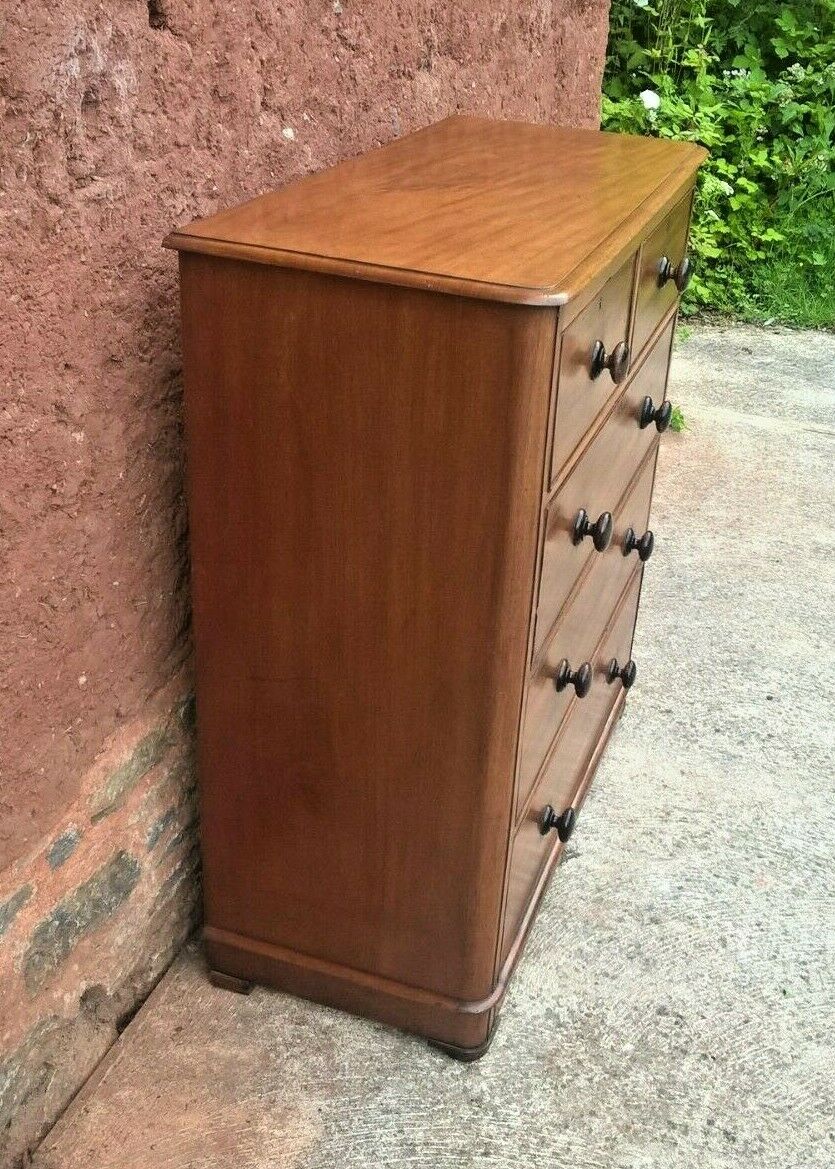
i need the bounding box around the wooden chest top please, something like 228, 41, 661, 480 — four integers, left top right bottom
165, 116, 706, 305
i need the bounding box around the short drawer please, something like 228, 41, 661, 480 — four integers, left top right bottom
632, 191, 694, 356
503, 572, 642, 959
534, 318, 674, 656
519, 449, 656, 814
549, 253, 636, 486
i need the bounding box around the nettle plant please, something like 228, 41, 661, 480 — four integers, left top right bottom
602, 1, 835, 319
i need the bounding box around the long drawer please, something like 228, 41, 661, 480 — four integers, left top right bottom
518, 445, 657, 815
503, 571, 642, 960
534, 318, 674, 656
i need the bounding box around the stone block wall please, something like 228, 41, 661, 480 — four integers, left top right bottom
0, 1, 609, 1162
0, 684, 199, 1163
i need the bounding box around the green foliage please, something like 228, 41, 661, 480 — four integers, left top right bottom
744, 223, 835, 327
602, 1, 835, 326
668, 404, 689, 433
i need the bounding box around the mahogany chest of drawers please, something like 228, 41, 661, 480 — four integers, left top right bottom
166, 117, 705, 1059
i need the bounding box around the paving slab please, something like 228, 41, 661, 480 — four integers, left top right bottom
33, 324, 835, 1169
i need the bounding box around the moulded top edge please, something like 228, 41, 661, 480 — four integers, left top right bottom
164, 117, 707, 305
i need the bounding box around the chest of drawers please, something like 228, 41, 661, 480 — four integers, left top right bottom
166, 117, 705, 1059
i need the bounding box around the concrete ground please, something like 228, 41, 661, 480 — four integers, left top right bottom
32, 325, 835, 1169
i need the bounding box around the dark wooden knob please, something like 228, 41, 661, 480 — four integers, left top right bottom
623, 527, 654, 561
590, 339, 630, 384
572, 508, 613, 552
658, 254, 694, 293
539, 804, 576, 841
554, 659, 592, 698
607, 657, 637, 689
639, 396, 672, 433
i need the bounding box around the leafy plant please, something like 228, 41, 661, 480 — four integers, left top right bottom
668, 404, 689, 432
602, 1, 835, 327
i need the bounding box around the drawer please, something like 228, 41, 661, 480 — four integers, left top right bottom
632, 191, 693, 356
504, 572, 642, 959
519, 449, 656, 814
549, 254, 636, 486
534, 318, 673, 656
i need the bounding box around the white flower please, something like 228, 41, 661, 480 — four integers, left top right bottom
639, 89, 661, 111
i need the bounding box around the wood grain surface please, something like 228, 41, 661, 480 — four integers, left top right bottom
179, 254, 556, 1010
166, 117, 706, 305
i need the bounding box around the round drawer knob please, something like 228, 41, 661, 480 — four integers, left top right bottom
573, 508, 613, 552
590, 339, 630, 384
658, 254, 694, 293
623, 526, 654, 561
554, 659, 592, 698
606, 657, 637, 689
639, 396, 673, 433
539, 804, 577, 841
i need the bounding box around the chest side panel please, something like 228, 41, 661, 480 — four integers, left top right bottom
179, 255, 556, 1002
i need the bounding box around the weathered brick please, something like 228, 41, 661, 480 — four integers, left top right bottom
143, 759, 197, 851
0, 885, 33, 939
0, 977, 150, 1163
161, 819, 197, 858
45, 826, 82, 870
153, 845, 200, 912
0, 1016, 61, 1134
177, 691, 197, 734
90, 728, 171, 822
145, 807, 177, 851
135, 754, 194, 822
23, 853, 141, 994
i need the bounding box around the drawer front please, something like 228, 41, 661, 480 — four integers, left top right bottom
549, 254, 636, 486
519, 448, 656, 814
503, 572, 642, 960
534, 318, 673, 656
632, 192, 693, 356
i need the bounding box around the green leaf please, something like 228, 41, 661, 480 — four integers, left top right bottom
602, 0, 835, 326
669, 406, 689, 433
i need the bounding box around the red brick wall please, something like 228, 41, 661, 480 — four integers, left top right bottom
0, 2, 609, 1161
